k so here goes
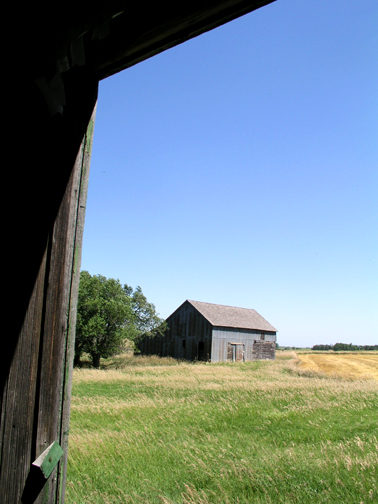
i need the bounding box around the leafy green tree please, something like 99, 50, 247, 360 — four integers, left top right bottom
74, 272, 165, 367
128, 285, 166, 336
75, 271, 135, 367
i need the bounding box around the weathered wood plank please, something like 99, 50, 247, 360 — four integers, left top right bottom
34, 105, 96, 504
0, 249, 48, 502
94, 1, 275, 79
57, 106, 96, 504
0, 105, 96, 504
252, 340, 275, 360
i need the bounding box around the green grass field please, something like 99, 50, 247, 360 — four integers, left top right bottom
66, 352, 378, 503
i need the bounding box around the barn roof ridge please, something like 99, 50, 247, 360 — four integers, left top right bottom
186, 299, 277, 332
187, 299, 257, 311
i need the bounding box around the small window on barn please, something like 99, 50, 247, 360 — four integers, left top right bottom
182, 339, 186, 348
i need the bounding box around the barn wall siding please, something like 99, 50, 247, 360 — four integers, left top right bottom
0, 109, 95, 504
211, 327, 276, 362
137, 302, 212, 360
166, 302, 212, 360
252, 340, 276, 360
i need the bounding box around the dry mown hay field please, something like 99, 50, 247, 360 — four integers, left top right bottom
297, 352, 378, 380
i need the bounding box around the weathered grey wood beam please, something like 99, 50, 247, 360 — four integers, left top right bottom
90, 1, 276, 79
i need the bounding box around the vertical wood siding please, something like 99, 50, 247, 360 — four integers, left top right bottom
0, 107, 95, 504
211, 327, 276, 362
137, 301, 212, 360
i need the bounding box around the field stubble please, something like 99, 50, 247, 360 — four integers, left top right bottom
66, 352, 378, 504
297, 352, 378, 380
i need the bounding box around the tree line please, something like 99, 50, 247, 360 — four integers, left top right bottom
312, 343, 378, 351
74, 271, 165, 367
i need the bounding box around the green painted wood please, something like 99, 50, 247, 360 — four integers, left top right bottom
32, 442, 64, 480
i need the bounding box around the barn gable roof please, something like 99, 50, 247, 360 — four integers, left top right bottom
187, 300, 276, 332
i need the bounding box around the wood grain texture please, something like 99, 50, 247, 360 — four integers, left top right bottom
252, 340, 276, 360
0, 106, 96, 504
0, 251, 48, 501
57, 106, 96, 504
34, 105, 96, 504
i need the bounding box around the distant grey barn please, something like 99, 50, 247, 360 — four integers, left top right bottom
137, 300, 277, 362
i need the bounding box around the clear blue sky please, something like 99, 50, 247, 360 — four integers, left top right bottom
81, 0, 378, 348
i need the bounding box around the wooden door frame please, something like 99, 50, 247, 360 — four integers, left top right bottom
1, 2, 275, 501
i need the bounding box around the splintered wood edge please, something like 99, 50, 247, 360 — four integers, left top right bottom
32, 441, 64, 479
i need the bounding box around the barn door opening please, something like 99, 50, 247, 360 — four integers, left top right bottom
197, 341, 206, 361
227, 343, 245, 362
